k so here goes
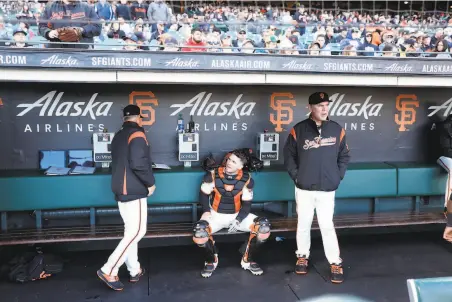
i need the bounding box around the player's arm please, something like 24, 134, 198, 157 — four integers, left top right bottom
338, 128, 351, 180
283, 127, 299, 182
39, 6, 54, 40
81, 5, 102, 38
199, 171, 214, 214
236, 178, 254, 223
128, 133, 155, 187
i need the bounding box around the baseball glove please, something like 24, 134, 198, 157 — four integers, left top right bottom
57, 27, 83, 42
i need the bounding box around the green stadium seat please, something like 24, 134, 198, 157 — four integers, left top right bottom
0, 163, 397, 212
388, 162, 447, 196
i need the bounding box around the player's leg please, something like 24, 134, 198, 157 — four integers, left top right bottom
237, 214, 271, 276
124, 198, 148, 283
98, 198, 148, 290
295, 188, 316, 275
315, 191, 343, 284
192, 212, 223, 278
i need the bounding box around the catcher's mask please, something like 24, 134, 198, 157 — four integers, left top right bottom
201, 153, 218, 172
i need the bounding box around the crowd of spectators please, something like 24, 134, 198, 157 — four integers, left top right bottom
0, 0, 452, 57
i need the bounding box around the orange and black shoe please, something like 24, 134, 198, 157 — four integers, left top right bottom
97, 269, 124, 291
295, 256, 309, 275
130, 268, 145, 283
330, 263, 344, 284
201, 255, 218, 278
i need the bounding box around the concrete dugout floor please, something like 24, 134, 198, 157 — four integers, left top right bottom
1, 229, 452, 302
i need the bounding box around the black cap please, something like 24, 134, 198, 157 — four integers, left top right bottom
123, 104, 142, 117
308, 92, 330, 105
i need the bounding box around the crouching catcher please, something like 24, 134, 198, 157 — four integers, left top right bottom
192, 149, 271, 278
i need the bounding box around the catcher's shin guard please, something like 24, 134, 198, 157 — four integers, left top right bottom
240, 217, 271, 263
193, 220, 217, 263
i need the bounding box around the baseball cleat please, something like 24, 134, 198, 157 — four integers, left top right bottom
241, 259, 263, 276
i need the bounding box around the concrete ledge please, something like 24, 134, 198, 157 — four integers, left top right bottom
116, 71, 267, 84
0, 68, 117, 83
3, 68, 452, 87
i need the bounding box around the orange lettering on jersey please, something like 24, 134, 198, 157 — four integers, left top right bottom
71, 12, 86, 19
51, 12, 64, 19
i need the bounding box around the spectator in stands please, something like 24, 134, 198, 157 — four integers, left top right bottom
280, 39, 297, 55
206, 34, 221, 52
118, 17, 133, 35
15, 3, 34, 24
382, 44, 398, 57
399, 39, 421, 57
232, 29, 247, 49
181, 27, 206, 52
325, 27, 335, 44
131, 0, 148, 21
147, 0, 172, 32
0, 15, 10, 46
161, 35, 179, 51
240, 39, 255, 54
308, 42, 321, 55
220, 33, 235, 53
432, 40, 451, 58
315, 35, 331, 55
378, 31, 396, 51
342, 45, 357, 56
340, 28, 363, 50
17, 21, 35, 39
420, 35, 432, 53
123, 33, 141, 51
116, 0, 132, 20
262, 35, 278, 54
357, 31, 378, 56
10, 28, 29, 48
150, 21, 166, 41
333, 27, 348, 43
430, 28, 444, 48
95, 0, 114, 21
107, 22, 126, 40
39, 0, 101, 49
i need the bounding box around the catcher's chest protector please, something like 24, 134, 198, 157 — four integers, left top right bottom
212, 167, 250, 212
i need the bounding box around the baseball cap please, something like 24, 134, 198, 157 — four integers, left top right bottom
13, 28, 27, 36
309, 92, 330, 105
123, 105, 143, 118
122, 33, 138, 42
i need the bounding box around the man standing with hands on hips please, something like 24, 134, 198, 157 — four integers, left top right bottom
283, 92, 350, 284
97, 104, 156, 291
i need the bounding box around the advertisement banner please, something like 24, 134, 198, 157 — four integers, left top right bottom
0, 82, 448, 169
1, 49, 452, 75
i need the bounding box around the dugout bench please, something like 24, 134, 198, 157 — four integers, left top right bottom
0, 163, 447, 246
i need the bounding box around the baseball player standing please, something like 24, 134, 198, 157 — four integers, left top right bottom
97, 105, 156, 291
283, 92, 350, 284
435, 115, 452, 242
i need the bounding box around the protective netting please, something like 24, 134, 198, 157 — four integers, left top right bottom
0, 1, 451, 56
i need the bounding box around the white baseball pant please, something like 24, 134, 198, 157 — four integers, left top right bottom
295, 187, 342, 264
203, 209, 257, 233
437, 156, 452, 208
101, 198, 147, 277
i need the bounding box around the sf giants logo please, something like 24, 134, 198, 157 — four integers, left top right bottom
129, 91, 158, 126
395, 94, 419, 132
269, 93, 296, 132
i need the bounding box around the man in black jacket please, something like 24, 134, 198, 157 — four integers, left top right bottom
97, 104, 155, 291
436, 115, 452, 242
283, 92, 350, 284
